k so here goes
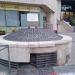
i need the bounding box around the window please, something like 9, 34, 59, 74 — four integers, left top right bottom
6, 10, 19, 26
0, 10, 5, 26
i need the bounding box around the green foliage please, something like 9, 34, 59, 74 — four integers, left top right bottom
69, 16, 75, 26
0, 29, 6, 35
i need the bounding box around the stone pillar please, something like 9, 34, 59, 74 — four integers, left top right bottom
46, 12, 57, 31
57, 49, 66, 65
57, 0, 61, 21
51, 13, 57, 31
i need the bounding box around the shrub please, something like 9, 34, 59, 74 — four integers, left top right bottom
0, 30, 6, 35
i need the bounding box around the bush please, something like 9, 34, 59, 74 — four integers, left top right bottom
69, 16, 75, 26
0, 30, 6, 35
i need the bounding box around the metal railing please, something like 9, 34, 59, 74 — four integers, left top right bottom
0, 45, 11, 75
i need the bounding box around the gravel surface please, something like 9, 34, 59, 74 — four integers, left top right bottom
4, 28, 62, 42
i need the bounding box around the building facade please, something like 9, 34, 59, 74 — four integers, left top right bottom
61, 0, 75, 26
0, 0, 61, 33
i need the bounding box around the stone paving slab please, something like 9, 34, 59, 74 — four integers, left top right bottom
53, 65, 75, 75
16, 64, 54, 75
1, 63, 75, 75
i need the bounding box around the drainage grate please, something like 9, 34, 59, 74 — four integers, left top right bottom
4, 28, 62, 42
30, 52, 57, 68
0, 59, 19, 68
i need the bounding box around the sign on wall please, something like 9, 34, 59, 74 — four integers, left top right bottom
27, 13, 38, 22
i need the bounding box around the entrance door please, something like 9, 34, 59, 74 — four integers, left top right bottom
19, 12, 27, 27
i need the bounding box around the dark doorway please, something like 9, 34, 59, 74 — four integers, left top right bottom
19, 11, 28, 27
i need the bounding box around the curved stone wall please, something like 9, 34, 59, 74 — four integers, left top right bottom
0, 34, 72, 65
